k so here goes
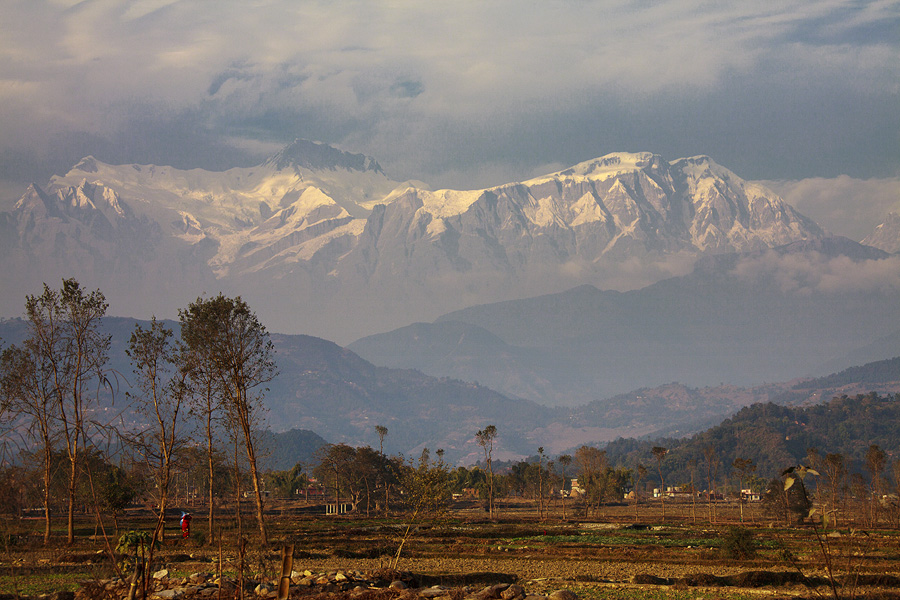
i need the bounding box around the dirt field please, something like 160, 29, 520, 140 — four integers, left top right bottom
3, 498, 900, 599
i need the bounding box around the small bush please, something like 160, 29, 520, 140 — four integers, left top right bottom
721, 527, 757, 560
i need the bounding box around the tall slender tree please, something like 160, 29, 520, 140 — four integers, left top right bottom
127, 317, 184, 547
732, 457, 756, 524
558, 454, 572, 520
23, 280, 110, 544
1, 344, 57, 543
182, 336, 227, 545
651, 446, 668, 522
475, 425, 497, 518
179, 295, 277, 545
703, 445, 719, 524
376, 425, 389, 515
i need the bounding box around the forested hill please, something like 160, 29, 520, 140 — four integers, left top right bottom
792, 356, 900, 390
604, 393, 900, 486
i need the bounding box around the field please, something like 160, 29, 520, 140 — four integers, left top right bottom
2, 498, 900, 599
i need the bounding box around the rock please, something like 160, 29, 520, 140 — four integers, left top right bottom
151, 589, 185, 599
420, 587, 450, 598
391, 580, 409, 589
152, 569, 169, 580
548, 591, 577, 600
254, 582, 275, 597
189, 572, 211, 584
501, 585, 525, 600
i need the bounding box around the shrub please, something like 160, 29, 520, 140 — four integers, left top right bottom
721, 526, 757, 559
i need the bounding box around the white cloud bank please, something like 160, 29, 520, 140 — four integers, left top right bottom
762, 177, 900, 240
0, 0, 898, 194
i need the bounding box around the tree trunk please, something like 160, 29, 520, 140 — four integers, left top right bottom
43, 447, 52, 545
67, 458, 77, 545
207, 428, 215, 546
248, 457, 268, 545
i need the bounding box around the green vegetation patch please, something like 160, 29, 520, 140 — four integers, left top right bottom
574, 587, 759, 600
0, 571, 89, 595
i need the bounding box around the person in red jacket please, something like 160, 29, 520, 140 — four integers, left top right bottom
180, 512, 192, 539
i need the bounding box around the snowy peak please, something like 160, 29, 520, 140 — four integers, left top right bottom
0, 141, 828, 340
556, 151, 664, 180
862, 212, 900, 254
265, 139, 383, 174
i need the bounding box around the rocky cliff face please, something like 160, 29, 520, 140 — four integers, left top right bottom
0, 143, 824, 341
863, 212, 900, 254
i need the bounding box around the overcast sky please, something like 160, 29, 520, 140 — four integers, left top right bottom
1, 0, 898, 237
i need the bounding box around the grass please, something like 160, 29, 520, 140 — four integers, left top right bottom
575, 588, 761, 600
0, 571, 91, 595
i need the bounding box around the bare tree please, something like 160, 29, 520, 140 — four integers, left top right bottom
537, 447, 545, 521
823, 453, 846, 528
180, 295, 278, 545
558, 454, 572, 520
652, 447, 668, 522
127, 317, 185, 547
475, 425, 497, 518
703, 445, 719, 524
183, 337, 227, 545
376, 425, 389, 515
1, 344, 58, 543
633, 464, 647, 522
866, 444, 886, 528
732, 457, 756, 524
23, 280, 110, 544
575, 445, 607, 515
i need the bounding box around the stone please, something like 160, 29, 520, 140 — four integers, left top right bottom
254, 582, 275, 596
152, 569, 169, 580
501, 585, 525, 600
151, 589, 185, 599
390, 580, 409, 589
549, 590, 577, 600
420, 587, 450, 598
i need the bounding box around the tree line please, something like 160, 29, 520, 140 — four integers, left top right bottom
3, 278, 899, 553
0, 279, 276, 552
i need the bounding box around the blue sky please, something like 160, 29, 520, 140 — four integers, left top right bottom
1, 0, 898, 237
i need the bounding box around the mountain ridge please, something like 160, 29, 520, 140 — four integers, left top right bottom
1, 141, 825, 342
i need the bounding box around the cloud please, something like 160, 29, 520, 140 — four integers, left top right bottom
762, 176, 900, 240
732, 250, 900, 295
0, 0, 898, 194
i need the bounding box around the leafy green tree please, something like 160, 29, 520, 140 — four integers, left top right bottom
179, 294, 277, 545
265, 463, 309, 498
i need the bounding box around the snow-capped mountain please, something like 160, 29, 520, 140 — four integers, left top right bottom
0, 141, 824, 342
862, 212, 900, 254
